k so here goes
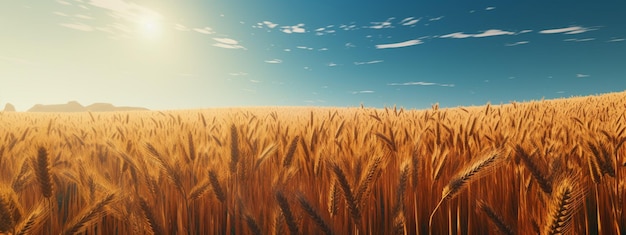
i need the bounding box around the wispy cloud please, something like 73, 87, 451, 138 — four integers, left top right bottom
265, 59, 283, 64
370, 18, 394, 29
263, 21, 278, 29
564, 38, 595, 42
576, 74, 590, 78
608, 38, 625, 42
556, 91, 566, 94
212, 38, 245, 49
473, 29, 515, 37
59, 23, 94, 32
327, 62, 338, 67
354, 60, 383, 65
352, 90, 375, 94
517, 30, 533, 35
400, 17, 420, 26
193, 27, 214, 35
75, 14, 93, 20
229, 72, 248, 76
505, 41, 529, 46
296, 46, 314, 50
250, 79, 261, 83
485, 6, 496, 10
429, 16, 444, 21
88, 0, 162, 25
375, 39, 423, 49
440, 32, 472, 39
440, 29, 515, 39
539, 26, 594, 34
174, 24, 189, 31
281, 24, 306, 34
387, 81, 455, 87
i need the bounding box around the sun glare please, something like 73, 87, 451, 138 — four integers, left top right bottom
137, 16, 162, 40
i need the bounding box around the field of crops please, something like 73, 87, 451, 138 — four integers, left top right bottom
1, 92, 625, 234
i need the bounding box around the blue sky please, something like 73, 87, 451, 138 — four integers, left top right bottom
1, 0, 625, 111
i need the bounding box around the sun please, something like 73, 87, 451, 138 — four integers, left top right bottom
137, 16, 162, 40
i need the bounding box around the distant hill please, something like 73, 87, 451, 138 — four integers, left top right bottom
3, 103, 16, 112
27, 101, 148, 112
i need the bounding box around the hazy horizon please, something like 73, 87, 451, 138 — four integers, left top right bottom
2, 0, 625, 111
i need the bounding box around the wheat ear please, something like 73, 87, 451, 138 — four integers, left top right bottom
429, 148, 504, 234
62, 192, 116, 235
14, 201, 49, 235
477, 200, 514, 235
33, 147, 54, 198
542, 176, 584, 235
139, 197, 165, 235
330, 163, 361, 225
296, 193, 334, 235
275, 190, 299, 235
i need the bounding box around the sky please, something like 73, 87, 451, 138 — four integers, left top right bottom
1, 0, 626, 111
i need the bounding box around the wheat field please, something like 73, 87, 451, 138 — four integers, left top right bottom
1, 92, 625, 234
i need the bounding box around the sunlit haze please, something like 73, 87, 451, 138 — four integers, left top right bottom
1, 0, 625, 111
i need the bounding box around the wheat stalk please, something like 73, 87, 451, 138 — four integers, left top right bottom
13, 202, 49, 235
296, 193, 334, 235
429, 148, 504, 234
139, 196, 165, 235
62, 192, 116, 235
330, 162, 361, 225
275, 190, 299, 235
542, 176, 584, 235
477, 200, 514, 235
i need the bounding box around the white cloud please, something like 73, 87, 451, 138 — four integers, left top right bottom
352, 90, 375, 94
564, 38, 595, 42
473, 29, 515, 37
429, 16, 444, 21
193, 27, 214, 34
296, 46, 313, 50
517, 30, 533, 34
539, 26, 593, 34
59, 23, 94, 32
375, 39, 423, 49
281, 24, 306, 34
318, 48, 329, 51
212, 38, 245, 49
576, 74, 590, 78
328, 62, 338, 67
556, 91, 565, 94
229, 72, 248, 76
174, 24, 189, 31
213, 38, 238, 45
387, 81, 455, 87
369, 17, 394, 29
263, 21, 278, 28
345, 42, 356, 48
608, 38, 625, 42
53, 12, 68, 17
265, 59, 283, 64
88, 0, 162, 25
250, 79, 261, 83
440, 29, 515, 39
56, 0, 71, 5
75, 14, 93, 20
440, 32, 473, 39
505, 41, 529, 46
402, 19, 420, 26
485, 7, 496, 10
354, 60, 384, 65
339, 24, 358, 31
